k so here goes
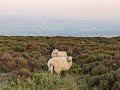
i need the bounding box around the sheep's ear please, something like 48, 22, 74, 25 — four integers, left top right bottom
67, 57, 69, 60
67, 59, 70, 62
66, 57, 70, 62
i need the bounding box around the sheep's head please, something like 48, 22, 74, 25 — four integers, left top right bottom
52, 49, 59, 57
53, 49, 59, 53
67, 56, 73, 62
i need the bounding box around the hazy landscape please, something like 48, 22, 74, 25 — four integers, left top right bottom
0, 16, 120, 37
0, 0, 120, 90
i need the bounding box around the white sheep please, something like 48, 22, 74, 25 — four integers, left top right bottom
51, 49, 68, 58
48, 56, 73, 77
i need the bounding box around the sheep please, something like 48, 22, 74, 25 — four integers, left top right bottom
51, 49, 68, 58
47, 56, 73, 77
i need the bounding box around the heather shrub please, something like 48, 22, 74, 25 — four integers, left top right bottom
82, 64, 93, 74
0, 53, 29, 73
26, 44, 39, 51
86, 73, 114, 89
13, 68, 31, 79
13, 46, 26, 52
113, 53, 120, 60
114, 68, 120, 80
0, 53, 16, 72
84, 53, 106, 63
90, 65, 111, 75
22, 52, 30, 59
28, 58, 39, 72
28, 52, 47, 71
111, 81, 120, 90
99, 79, 110, 90
14, 57, 29, 70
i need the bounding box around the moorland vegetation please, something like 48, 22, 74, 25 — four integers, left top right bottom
0, 36, 120, 90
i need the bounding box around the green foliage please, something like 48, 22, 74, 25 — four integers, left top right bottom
13, 46, 26, 52
84, 53, 109, 63
90, 65, 111, 75
32, 72, 80, 90
86, 73, 114, 89
0, 72, 84, 90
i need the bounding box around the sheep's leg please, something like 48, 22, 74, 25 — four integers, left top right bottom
58, 72, 61, 77
50, 66, 54, 74
57, 73, 60, 77
54, 68, 61, 77
56, 70, 61, 77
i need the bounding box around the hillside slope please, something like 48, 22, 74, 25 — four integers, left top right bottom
0, 36, 120, 90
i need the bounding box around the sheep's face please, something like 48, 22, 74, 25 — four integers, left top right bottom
67, 56, 73, 62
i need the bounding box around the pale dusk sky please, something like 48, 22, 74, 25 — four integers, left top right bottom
0, 0, 120, 21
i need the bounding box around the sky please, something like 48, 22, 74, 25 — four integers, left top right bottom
0, 0, 120, 21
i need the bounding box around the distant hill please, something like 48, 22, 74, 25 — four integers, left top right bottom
0, 16, 120, 37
